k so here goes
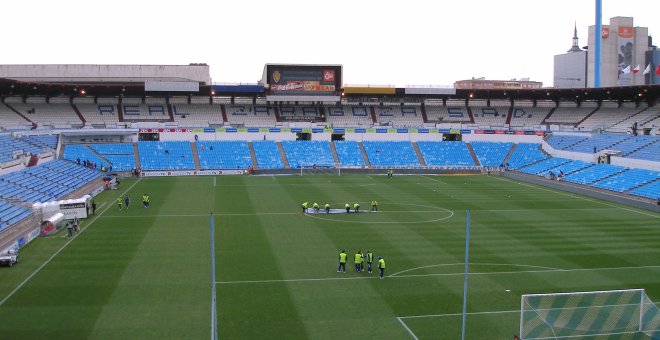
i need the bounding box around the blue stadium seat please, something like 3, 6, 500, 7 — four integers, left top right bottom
252, 141, 284, 169
281, 141, 334, 169
417, 141, 474, 166
333, 141, 365, 167
471, 142, 513, 167
592, 169, 660, 192
508, 143, 547, 170
562, 164, 627, 185
197, 141, 252, 170
363, 141, 419, 167
138, 141, 195, 171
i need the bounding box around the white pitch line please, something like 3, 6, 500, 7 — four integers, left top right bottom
0, 178, 142, 307
494, 176, 660, 219
399, 309, 520, 319
216, 264, 660, 285
213, 177, 216, 187
389, 262, 561, 277
397, 317, 420, 340
422, 175, 447, 185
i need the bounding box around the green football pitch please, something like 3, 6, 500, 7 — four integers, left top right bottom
0, 174, 658, 339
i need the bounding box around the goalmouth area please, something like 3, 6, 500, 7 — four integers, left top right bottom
0, 174, 658, 339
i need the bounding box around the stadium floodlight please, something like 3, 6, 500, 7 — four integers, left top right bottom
520, 288, 660, 339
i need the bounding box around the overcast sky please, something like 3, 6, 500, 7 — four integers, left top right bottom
1, 0, 657, 87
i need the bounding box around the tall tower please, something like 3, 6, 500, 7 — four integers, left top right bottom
568, 23, 582, 53
553, 24, 587, 88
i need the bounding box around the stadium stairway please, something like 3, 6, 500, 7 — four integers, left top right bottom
505, 106, 513, 125
276, 142, 290, 168
466, 143, 481, 166
412, 142, 426, 166
369, 107, 377, 124
133, 142, 141, 170
71, 103, 87, 125
190, 141, 201, 171
575, 107, 600, 127
248, 142, 258, 168
117, 103, 124, 122
330, 142, 340, 165
87, 146, 111, 165
540, 107, 557, 125
166, 104, 175, 122
273, 106, 281, 123
420, 105, 429, 123
220, 104, 228, 123
503, 143, 517, 165
358, 142, 371, 167
466, 107, 475, 123
4, 102, 36, 129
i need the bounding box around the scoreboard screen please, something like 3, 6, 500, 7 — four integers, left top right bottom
265, 64, 342, 96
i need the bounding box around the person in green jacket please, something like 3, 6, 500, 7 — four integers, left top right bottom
345, 203, 351, 213
302, 202, 308, 213
117, 197, 123, 210
324, 203, 331, 214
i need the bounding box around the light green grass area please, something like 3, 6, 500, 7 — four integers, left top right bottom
0, 174, 658, 339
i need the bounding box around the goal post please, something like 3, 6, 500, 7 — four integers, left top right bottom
299, 162, 341, 176
519, 289, 660, 339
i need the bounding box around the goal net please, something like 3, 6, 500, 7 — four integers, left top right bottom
299, 162, 341, 176
520, 289, 660, 339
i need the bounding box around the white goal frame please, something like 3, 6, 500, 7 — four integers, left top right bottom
520, 288, 649, 339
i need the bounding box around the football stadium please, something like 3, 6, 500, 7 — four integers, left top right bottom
1, 9, 660, 339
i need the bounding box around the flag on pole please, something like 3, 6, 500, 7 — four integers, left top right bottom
632, 65, 640, 74
643, 64, 651, 75
622, 65, 631, 74
656, 65, 660, 75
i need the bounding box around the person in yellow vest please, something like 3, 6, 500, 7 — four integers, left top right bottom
371, 200, 378, 212
312, 202, 320, 213
302, 202, 308, 213
324, 203, 330, 214
345, 203, 351, 213
337, 250, 347, 273
366, 250, 374, 274
354, 250, 363, 272
378, 256, 386, 279
117, 197, 123, 210
353, 202, 360, 213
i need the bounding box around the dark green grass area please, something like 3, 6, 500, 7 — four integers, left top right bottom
0, 174, 658, 339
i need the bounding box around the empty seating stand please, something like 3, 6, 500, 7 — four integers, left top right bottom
137, 141, 195, 171
508, 143, 547, 170
89, 143, 136, 171
281, 141, 334, 169
0, 160, 102, 203
363, 141, 419, 167
471, 142, 513, 167
0, 200, 33, 229
333, 141, 365, 167
562, 164, 627, 185
592, 169, 660, 193
546, 134, 589, 150
196, 141, 252, 170
417, 141, 474, 167
629, 181, 660, 200
251, 141, 284, 169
